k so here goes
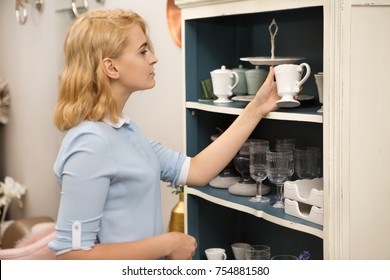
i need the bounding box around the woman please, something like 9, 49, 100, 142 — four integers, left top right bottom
49, 8, 279, 260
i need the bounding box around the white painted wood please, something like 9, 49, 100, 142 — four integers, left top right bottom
181, 0, 390, 259
186, 102, 323, 123
185, 187, 324, 238
348, 3, 390, 260
323, 0, 346, 260
325, 0, 390, 260
177, 0, 322, 20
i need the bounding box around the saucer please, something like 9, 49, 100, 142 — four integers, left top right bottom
240, 56, 304, 66
213, 98, 232, 103
228, 182, 271, 196
231, 95, 254, 102
276, 98, 300, 108
209, 175, 240, 189
297, 95, 314, 106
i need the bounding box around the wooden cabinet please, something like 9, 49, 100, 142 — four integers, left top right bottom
177, 0, 390, 260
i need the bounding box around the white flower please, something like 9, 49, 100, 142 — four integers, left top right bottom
0, 176, 27, 208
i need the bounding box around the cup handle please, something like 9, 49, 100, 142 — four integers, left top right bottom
295, 63, 311, 93
222, 252, 227, 260
229, 72, 240, 95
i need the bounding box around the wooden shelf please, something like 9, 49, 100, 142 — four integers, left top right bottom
176, 0, 323, 18
186, 101, 323, 123
186, 186, 323, 239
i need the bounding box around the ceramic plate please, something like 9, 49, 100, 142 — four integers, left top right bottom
233, 94, 314, 104
240, 56, 304, 65
298, 95, 314, 101
231, 95, 254, 102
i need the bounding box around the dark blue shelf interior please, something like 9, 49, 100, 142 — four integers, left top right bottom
185, 6, 324, 103
187, 186, 324, 260
190, 185, 323, 230
184, 5, 324, 260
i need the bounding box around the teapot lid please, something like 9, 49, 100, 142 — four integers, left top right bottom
232, 64, 247, 72
211, 65, 232, 73
246, 65, 263, 73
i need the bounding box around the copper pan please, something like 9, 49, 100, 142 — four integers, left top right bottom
166, 0, 181, 48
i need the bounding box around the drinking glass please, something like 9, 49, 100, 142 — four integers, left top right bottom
271, 255, 298, 260
249, 139, 270, 202
245, 245, 271, 260
307, 147, 322, 178
294, 147, 310, 179
266, 150, 294, 208
275, 138, 295, 152
233, 155, 255, 184
295, 147, 322, 179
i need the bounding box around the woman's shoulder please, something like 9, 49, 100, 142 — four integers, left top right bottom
62, 120, 110, 146
54, 121, 116, 182
67, 120, 107, 136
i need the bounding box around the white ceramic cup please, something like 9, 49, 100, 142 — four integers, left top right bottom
205, 248, 227, 260
274, 63, 311, 108
231, 243, 251, 260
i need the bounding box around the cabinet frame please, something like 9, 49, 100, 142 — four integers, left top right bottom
177, 0, 390, 259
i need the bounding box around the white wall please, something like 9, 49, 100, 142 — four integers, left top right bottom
0, 0, 184, 230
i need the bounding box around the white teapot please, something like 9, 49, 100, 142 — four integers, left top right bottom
210, 65, 239, 103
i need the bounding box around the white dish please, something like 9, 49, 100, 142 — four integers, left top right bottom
232, 94, 315, 105
284, 178, 323, 207
209, 175, 240, 189
231, 95, 254, 102
228, 182, 270, 196
297, 95, 315, 102
285, 198, 324, 226
240, 56, 304, 66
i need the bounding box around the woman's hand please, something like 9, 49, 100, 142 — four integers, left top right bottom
251, 66, 279, 117
165, 232, 197, 260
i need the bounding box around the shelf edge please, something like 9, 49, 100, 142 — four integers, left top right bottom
186, 101, 323, 123
186, 187, 324, 239
177, 0, 323, 14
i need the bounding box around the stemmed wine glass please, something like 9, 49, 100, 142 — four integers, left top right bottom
233, 155, 256, 185
248, 139, 270, 202
266, 150, 294, 208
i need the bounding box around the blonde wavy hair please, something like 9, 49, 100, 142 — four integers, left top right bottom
54, 9, 152, 131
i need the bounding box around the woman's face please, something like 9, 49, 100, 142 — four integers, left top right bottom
112, 25, 158, 93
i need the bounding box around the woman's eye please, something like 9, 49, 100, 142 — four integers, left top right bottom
140, 49, 148, 56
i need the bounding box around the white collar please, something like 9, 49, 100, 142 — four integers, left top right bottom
102, 114, 130, 128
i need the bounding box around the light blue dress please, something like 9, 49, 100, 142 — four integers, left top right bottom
48, 115, 189, 255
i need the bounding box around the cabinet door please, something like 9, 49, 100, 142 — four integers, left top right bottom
349, 4, 390, 260
326, 1, 390, 259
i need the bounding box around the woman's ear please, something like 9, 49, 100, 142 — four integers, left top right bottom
102, 58, 119, 79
